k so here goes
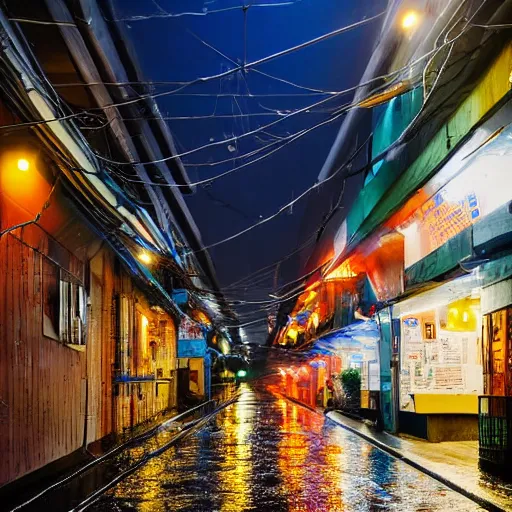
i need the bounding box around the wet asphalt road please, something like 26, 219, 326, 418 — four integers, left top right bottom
89, 384, 482, 512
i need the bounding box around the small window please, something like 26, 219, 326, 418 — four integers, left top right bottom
42, 258, 86, 345
42, 259, 60, 340
150, 340, 157, 362
60, 277, 86, 345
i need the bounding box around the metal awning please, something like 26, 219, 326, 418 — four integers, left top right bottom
310, 320, 379, 356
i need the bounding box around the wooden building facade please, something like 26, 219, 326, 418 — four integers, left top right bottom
0, 113, 179, 487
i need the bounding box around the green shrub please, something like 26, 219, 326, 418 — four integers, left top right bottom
340, 368, 361, 410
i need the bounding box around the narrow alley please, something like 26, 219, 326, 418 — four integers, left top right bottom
85, 385, 482, 512
2, 1, 512, 510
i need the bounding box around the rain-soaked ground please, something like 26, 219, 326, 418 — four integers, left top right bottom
87, 383, 483, 512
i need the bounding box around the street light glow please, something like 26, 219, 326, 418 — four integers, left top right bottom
237, 370, 247, 378
17, 158, 30, 171
402, 11, 419, 30
138, 251, 152, 264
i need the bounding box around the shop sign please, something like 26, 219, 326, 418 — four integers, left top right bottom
178, 338, 207, 358
399, 157, 511, 268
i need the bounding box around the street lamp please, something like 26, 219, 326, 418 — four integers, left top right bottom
401, 11, 419, 30
138, 251, 152, 265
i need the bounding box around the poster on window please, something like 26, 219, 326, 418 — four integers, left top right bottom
179, 317, 204, 340
399, 311, 483, 409
402, 317, 423, 360
434, 366, 464, 389
439, 337, 463, 365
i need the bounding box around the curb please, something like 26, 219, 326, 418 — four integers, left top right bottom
325, 412, 506, 512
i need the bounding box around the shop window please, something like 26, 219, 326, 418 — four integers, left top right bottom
400, 304, 483, 411
42, 258, 86, 344
134, 312, 149, 375
150, 340, 157, 362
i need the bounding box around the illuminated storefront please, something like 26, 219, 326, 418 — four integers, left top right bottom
177, 316, 210, 400
394, 278, 484, 406
481, 278, 512, 397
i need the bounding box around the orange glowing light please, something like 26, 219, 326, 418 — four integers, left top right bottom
325, 260, 357, 280
17, 158, 30, 171
287, 328, 298, 341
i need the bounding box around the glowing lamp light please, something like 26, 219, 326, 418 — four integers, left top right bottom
287, 328, 298, 341
402, 11, 419, 30
138, 251, 152, 264
237, 370, 247, 378
17, 158, 30, 171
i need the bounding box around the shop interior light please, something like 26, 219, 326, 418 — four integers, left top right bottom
401, 11, 419, 30
17, 158, 30, 171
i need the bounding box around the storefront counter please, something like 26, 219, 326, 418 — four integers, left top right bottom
412, 394, 478, 414
400, 394, 478, 442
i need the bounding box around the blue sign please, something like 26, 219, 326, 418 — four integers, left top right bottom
351, 354, 364, 362
403, 317, 419, 328
172, 289, 189, 305
178, 338, 207, 358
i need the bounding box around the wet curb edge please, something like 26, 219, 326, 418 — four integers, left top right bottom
325, 411, 506, 512
279, 395, 505, 512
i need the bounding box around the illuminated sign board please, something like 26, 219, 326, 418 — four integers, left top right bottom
399, 156, 510, 268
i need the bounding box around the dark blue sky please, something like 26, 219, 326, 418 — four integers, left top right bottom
108, 0, 387, 339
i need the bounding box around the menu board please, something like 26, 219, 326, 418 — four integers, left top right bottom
434, 366, 464, 389
439, 337, 462, 364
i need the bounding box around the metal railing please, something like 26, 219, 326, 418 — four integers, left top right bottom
478, 395, 512, 469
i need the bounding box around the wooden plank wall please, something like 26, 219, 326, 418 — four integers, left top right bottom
0, 236, 179, 487
0, 233, 85, 487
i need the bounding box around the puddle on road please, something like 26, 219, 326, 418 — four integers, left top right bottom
90, 384, 484, 511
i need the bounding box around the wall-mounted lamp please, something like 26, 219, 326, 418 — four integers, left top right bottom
17, 158, 30, 172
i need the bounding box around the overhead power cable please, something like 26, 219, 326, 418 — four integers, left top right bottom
84, 32, 465, 178
5, 11, 384, 139
110, 2, 301, 22
101, 75, 397, 188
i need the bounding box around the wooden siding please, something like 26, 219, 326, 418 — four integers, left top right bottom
0, 233, 85, 487
0, 216, 178, 487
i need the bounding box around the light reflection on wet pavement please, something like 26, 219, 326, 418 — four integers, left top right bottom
90, 384, 483, 511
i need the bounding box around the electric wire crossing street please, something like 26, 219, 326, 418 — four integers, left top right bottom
1, 1, 512, 510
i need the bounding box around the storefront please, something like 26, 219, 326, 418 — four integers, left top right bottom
392, 275, 484, 441
312, 320, 380, 413
177, 316, 211, 403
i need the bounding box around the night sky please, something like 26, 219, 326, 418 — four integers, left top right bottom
107, 0, 387, 341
